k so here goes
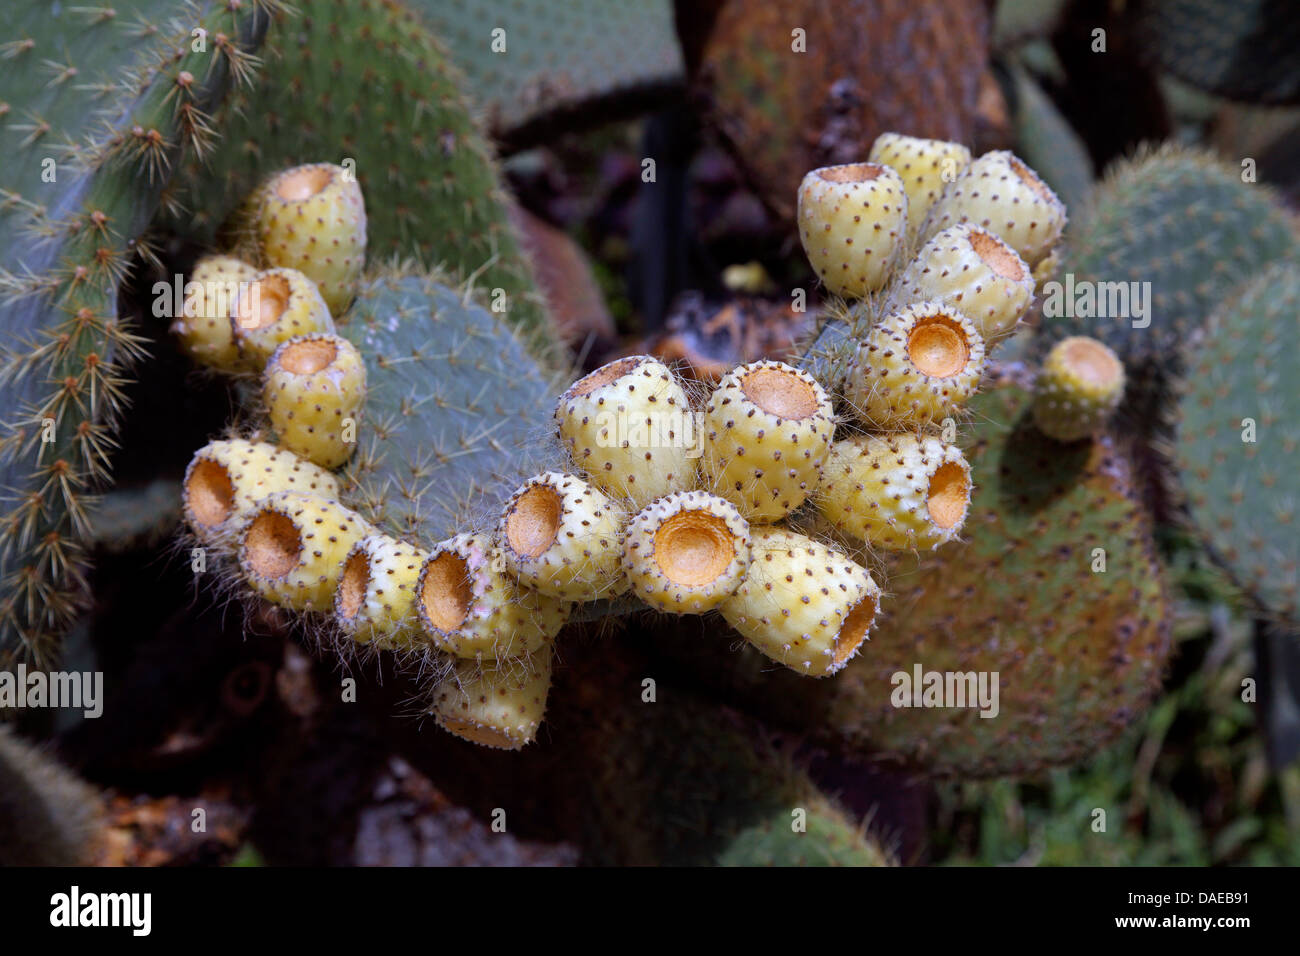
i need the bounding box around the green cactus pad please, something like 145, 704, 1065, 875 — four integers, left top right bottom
1006, 64, 1093, 215
158, 0, 552, 345
411, 0, 684, 142
825, 383, 1172, 776
0, 0, 272, 665
1174, 261, 1300, 626
550, 651, 893, 866
654, 380, 1173, 777
1134, 0, 1300, 106
0, 726, 103, 866
336, 268, 562, 545
1035, 147, 1295, 375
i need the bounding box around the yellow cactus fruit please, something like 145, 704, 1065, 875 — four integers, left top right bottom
890, 224, 1034, 345
237, 491, 371, 611
171, 254, 257, 371
623, 490, 751, 614
1031, 336, 1126, 442
845, 302, 986, 428
431, 649, 554, 751
555, 355, 697, 509
263, 333, 366, 469
817, 434, 972, 551
498, 472, 628, 602
230, 267, 334, 370
720, 527, 881, 677
182, 439, 339, 545
700, 360, 835, 522
334, 533, 429, 650
416, 533, 571, 661
255, 163, 367, 317
797, 162, 908, 299
919, 150, 1066, 268
867, 133, 972, 245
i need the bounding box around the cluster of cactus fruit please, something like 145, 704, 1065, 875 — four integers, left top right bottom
173, 130, 1142, 754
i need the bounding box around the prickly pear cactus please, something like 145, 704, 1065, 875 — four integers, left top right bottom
549, 651, 894, 866
0, 0, 272, 665
338, 269, 562, 542
159, 0, 552, 343
412, 0, 684, 141
0, 726, 104, 866
687, 0, 991, 225
656, 379, 1173, 778
1034, 147, 1296, 391
832, 382, 1171, 776
1174, 261, 1300, 627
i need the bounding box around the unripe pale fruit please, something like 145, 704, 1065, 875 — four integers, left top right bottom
868, 133, 972, 246
845, 302, 986, 428
335, 533, 428, 650
555, 355, 696, 509
238, 491, 371, 611
416, 533, 571, 661
264, 333, 366, 469
721, 527, 881, 677
171, 254, 257, 370
231, 267, 334, 370
498, 472, 628, 601
431, 649, 553, 750
183, 439, 339, 545
623, 490, 751, 614
817, 434, 972, 551
920, 150, 1066, 268
256, 163, 367, 316
1032, 336, 1125, 442
797, 162, 908, 299
701, 360, 835, 522
891, 224, 1034, 345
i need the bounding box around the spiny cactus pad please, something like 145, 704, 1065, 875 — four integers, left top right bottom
159, 0, 551, 343
1134, 0, 1300, 106
548, 652, 894, 866
1034, 147, 1296, 378
660, 381, 1172, 777
0, 0, 273, 665
412, 0, 684, 141
337, 270, 559, 545
0, 726, 103, 866
1174, 262, 1300, 626
688, 0, 990, 225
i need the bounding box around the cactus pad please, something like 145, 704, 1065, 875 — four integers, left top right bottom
1174, 261, 1300, 626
